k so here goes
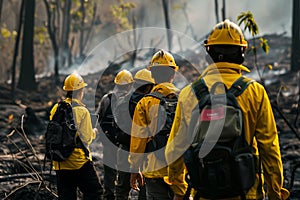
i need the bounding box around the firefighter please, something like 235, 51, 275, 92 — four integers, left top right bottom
96, 69, 134, 200
129, 50, 188, 199
165, 19, 290, 200
115, 68, 155, 200
50, 72, 103, 200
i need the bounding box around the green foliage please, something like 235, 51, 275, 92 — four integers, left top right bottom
111, 0, 136, 31
237, 11, 271, 78
1, 27, 11, 38
237, 11, 259, 36
0, 23, 14, 39
35, 27, 48, 44
70, 0, 97, 33
259, 37, 269, 54
237, 11, 269, 55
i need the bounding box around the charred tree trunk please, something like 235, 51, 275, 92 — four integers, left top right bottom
79, 2, 97, 64
83, 3, 97, 55
44, 0, 60, 85
162, 0, 172, 51
17, 0, 36, 91
11, 0, 25, 100
214, 0, 219, 23
291, 0, 300, 72
131, 12, 137, 67
0, 0, 3, 23
60, 0, 72, 68
79, 0, 85, 59
222, 0, 226, 21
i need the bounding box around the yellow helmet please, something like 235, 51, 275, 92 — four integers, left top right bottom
134, 69, 155, 84
63, 72, 87, 91
205, 19, 248, 48
114, 69, 134, 85
150, 49, 178, 71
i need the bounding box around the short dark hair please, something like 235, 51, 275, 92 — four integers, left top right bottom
150, 66, 175, 83
134, 83, 154, 94
206, 45, 245, 64
66, 91, 73, 98
66, 89, 82, 99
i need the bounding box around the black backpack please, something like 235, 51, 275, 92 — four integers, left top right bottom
99, 92, 136, 147
129, 92, 145, 118
144, 92, 178, 162
45, 101, 88, 162
184, 76, 256, 199
111, 92, 135, 147
112, 92, 146, 147
98, 93, 119, 145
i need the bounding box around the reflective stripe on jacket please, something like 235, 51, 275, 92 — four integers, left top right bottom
50, 98, 96, 170
166, 62, 285, 199
129, 82, 188, 196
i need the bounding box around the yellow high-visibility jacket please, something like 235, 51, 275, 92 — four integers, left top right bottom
49, 98, 96, 170
129, 82, 188, 196
166, 62, 288, 200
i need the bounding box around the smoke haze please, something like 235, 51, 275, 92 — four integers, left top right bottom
134, 0, 292, 40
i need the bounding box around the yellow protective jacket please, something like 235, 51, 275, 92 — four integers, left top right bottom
49, 98, 96, 170
129, 82, 188, 196
165, 62, 288, 200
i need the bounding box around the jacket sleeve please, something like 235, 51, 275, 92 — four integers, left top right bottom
129, 100, 149, 172
96, 94, 110, 123
75, 107, 96, 146
165, 86, 197, 196
255, 87, 284, 199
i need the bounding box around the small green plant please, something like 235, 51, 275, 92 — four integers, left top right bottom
237, 11, 270, 80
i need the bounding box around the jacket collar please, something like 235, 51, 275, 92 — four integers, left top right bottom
65, 97, 85, 106
201, 62, 250, 77
151, 82, 179, 96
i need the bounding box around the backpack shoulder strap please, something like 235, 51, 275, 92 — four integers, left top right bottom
54, 101, 70, 116
58, 101, 77, 112
145, 91, 178, 106
146, 91, 165, 99
145, 91, 165, 104
58, 101, 69, 108
229, 76, 255, 97
191, 78, 209, 101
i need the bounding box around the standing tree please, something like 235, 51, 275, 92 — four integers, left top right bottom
79, 0, 85, 59
111, 0, 136, 63
11, 0, 25, 99
214, 0, 219, 23
18, 0, 36, 91
0, 0, 3, 23
78, 0, 97, 61
60, 0, 72, 68
44, 0, 60, 85
214, 0, 226, 23
43, 0, 99, 85
291, 0, 300, 72
221, 0, 226, 21
162, 0, 172, 51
